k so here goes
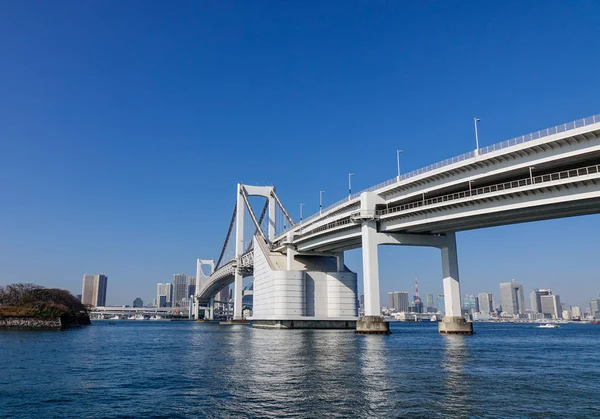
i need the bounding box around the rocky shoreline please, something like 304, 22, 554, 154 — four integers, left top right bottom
0, 314, 91, 329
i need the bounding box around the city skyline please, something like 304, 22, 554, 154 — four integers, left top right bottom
2, 2, 600, 308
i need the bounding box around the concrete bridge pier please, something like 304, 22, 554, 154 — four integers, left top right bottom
438, 232, 473, 335
356, 193, 390, 334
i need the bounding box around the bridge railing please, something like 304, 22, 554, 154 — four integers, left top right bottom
283, 113, 600, 237
377, 163, 600, 217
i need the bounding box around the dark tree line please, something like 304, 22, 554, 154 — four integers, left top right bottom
0, 283, 88, 317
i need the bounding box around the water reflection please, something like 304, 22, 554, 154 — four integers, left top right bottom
440, 335, 471, 416
359, 336, 393, 415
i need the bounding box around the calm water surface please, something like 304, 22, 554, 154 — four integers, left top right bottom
1, 321, 599, 418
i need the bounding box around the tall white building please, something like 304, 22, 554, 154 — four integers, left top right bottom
541, 294, 562, 319
499, 281, 525, 316
157, 283, 173, 308
82, 274, 107, 307
530, 288, 552, 313
478, 293, 494, 313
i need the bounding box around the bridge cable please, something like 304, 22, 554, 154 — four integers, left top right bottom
245, 200, 269, 253
240, 187, 268, 242
215, 203, 237, 270
271, 190, 296, 226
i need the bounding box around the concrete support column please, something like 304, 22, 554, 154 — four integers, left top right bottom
233, 269, 243, 320
361, 220, 381, 317
286, 246, 297, 270
268, 194, 276, 242
439, 232, 473, 335
234, 184, 245, 321
336, 252, 345, 272
441, 232, 461, 317
208, 297, 214, 320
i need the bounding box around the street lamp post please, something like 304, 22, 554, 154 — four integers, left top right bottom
319, 190, 325, 215
396, 149, 403, 181
348, 173, 354, 200
300, 203, 304, 222
474, 117, 481, 155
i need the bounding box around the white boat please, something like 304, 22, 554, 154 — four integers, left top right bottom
149, 315, 162, 320
110, 315, 120, 320
538, 323, 559, 328
134, 314, 146, 320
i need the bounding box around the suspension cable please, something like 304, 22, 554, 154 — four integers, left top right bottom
215, 203, 237, 270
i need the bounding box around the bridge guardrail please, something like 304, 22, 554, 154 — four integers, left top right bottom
378, 163, 600, 217
290, 163, 600, 241
289, 113, 600, 234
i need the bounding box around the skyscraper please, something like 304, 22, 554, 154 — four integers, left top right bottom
133, 298, 143, 308
173, 274, 188, 307
530, 289, 552, 313
157, 283, 173, 308
387, 291, 408, 312
541, 294, 562, 319
478, 293, 494, 313
187, 276, 196, 299
590, 298, 600, 319
396, 292, 409, 312
81, 274, 107, 307
499, 281, 525, 316
437, 295, 445, 314
463, 294, 478, 313
425, 293, 435, 312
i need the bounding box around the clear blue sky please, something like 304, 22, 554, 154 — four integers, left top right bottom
1, 1, 599, 308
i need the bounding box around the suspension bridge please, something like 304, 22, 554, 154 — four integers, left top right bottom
194, 113, 600, 334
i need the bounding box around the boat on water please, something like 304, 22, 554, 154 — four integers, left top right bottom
538, 323, 560, 328
110, 315, 120, 320
134, 314, 146, 320
149, 315, 162, 320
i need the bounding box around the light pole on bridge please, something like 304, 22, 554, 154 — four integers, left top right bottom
300, 203, 305, 222
474, 117, 481, 155
348, 173, 354, 201
319, 190, 325, 215
396, 149, 403, 182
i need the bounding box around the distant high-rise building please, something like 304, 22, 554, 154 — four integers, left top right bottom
387, 291, 408, 312
187, 276, 196, 299
590, 298, 600, 319
425, 293, 435, 312
463, 294, 479, 313
541, 294, 562, 319
571, 306, 582, 319
499, 281, 525, 315
157, 283, 173, 308
478, 293, 494, 313
359, 294, 364, 309
437, 295, 445, 314
173, 274, 188, 307
396, 292, 409, 312
133, 298, 143, 308
219, 287, 230, 303
81, 274, 108, 307
530, 289, 552, 313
